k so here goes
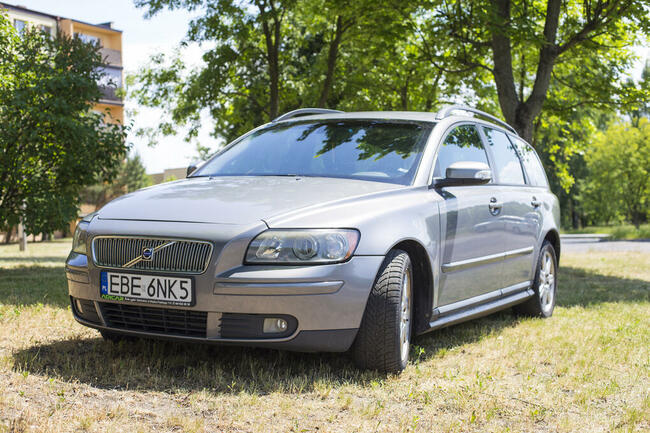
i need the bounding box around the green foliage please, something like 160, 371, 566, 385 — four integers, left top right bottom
0, 16, 128, 235
581, 120, 650, 228
628, 60, 650, 128
128, 0, 650, 232
130, 0, 445, 143
421, 0, 650, 139
81, 154, 152, 210
562, 223, 650, 241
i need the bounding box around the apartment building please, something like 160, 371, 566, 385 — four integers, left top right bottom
1, 2, 124, 124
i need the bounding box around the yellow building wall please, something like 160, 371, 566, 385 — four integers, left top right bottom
94, 103, 124, 125
58, 19, 124, 125
58, 19, 122, 51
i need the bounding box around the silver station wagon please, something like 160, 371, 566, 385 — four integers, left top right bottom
67, 105, 560, 373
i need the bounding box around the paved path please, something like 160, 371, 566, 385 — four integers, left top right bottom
561, 238, 650, 254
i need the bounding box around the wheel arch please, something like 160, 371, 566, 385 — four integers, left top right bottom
543, 229, 561, 264
390, 239, 433, 333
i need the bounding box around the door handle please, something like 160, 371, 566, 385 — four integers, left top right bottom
531, 196, 541, 208
489, 197, 502, 215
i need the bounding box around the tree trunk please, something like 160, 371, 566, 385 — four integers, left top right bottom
4, 227, 13, 244
318, 15, 345, 107
490, 0, 562, 143
260, 2, 282, 120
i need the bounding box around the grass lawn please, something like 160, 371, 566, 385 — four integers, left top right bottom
562, 223, 650, 240
0, 239, 648, 432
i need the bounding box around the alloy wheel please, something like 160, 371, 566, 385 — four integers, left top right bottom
399, 268, 412, 363
538, 249, 556, 314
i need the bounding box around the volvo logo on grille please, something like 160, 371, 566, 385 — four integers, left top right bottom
142, 247, 154, 261
122, 241, 176, 268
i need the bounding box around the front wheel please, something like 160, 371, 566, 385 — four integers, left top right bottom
353, 249, 413, 373
514, 240, 557, 317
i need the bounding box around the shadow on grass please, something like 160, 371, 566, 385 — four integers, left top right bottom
0, 266, 69, 307
556, 266, 650, 307
10, 312, 520, 395
9, 266, 649, 394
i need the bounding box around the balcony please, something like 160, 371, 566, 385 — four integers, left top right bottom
99, 85, 122, 103
99, 47, 122, 67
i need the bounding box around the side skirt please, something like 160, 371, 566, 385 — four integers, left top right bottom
422, 282, 534, 333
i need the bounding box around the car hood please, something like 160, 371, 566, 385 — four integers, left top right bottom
98, 176, 401, 225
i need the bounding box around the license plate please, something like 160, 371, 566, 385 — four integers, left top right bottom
100, 271, 194, 306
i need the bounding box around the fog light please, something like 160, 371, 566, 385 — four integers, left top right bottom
263, 318, 288, 333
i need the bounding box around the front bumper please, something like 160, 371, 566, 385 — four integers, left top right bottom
67, 240, 384, 352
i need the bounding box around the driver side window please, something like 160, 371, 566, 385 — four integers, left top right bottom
433, 124, 489, 178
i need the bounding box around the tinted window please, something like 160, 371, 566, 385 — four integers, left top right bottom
195, 120, 432, 185
433, 125, 489, 178
512, 138, 549, 187
483, 128, 525, 185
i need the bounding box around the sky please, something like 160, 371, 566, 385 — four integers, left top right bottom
8, 1, 650, 174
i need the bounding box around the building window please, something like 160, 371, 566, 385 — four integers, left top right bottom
97, 66, 123, 101
13, 19, 27, 34
75, 33, 101, 46
40, 25, 52, 35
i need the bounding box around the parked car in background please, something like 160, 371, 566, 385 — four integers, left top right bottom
67, 105, 560, 373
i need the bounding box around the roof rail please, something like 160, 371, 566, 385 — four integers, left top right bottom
435, 104, 518, 135
273, 108, 344, 122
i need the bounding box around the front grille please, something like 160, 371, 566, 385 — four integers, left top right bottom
93, 236, 213, 274
100, 303, 207, 338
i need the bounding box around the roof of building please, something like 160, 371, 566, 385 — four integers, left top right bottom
0, 2, 123, 33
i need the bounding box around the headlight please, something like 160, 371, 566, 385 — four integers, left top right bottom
245, 229, 360, 265
71, 212, 97, 255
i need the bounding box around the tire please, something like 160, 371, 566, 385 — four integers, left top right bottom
353, 249, 413, 373
514, 240, 557, 317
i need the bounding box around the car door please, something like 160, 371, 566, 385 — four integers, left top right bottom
480, 127, 539, 290
434, 123, 505, 306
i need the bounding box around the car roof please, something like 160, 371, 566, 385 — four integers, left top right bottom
274, 110, 517, 138
275, 111, 437, 123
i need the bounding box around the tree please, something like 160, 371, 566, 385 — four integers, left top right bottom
0, 18, 128, 236
421, 0, 650, 142
628, 59, 650, 128
132, 0, 296, 143
582, 120, 650, 228
81, 154, 152, 210
130, 0, 430, 143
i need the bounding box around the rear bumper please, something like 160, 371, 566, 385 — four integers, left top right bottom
67, 253, 384, 352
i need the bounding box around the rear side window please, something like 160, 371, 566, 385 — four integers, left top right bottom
512, 137, 549, 188
483, 128, 526, 185
434, 125, 489, 178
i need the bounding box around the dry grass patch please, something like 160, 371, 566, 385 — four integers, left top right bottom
0, 240, 648, 432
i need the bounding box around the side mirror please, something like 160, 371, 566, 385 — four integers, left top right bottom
186, 162, 198, 177
433, 161, 491, 188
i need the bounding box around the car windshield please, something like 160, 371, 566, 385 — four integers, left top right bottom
194, 120, 433, 185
